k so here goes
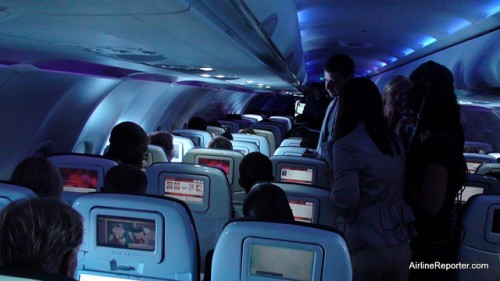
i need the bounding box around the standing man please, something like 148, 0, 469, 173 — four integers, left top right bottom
304, 54, 355, 164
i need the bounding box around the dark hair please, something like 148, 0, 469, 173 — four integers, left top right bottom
239, 152, 274, 193
243, 183, 294, 221
10, 157, 63, 199
335, 77, 400, 156
148, 131, 174, 160
410, 61, 463, 143
104, 164, 147, 194
106, 122, 148, 168
187, 117, 207, 131
324, 54, 355, 78
0, 198, 83, 275
208, 136, 233, 150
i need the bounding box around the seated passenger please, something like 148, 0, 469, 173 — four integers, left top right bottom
105, 121, 148, 168
239, 128, 256, 134
0, 198, 83, 279
187, 116, 208, 131
243, 183, 294, 221
10, 156, 63, 199
102, 164, 147, 194
208, 136, 233, 150
238, 152, 274, 193
148, 131, 174, 161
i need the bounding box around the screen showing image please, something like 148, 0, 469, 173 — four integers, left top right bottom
459, 186, 484, 202
492, 209, 500, 234
164, 176, 204, 203
466, 161, 483, 173
198, 157, 231, 178
97, 215, 156, 252
289, 199, 315, 223
59, 167, 98, 193
280, 166, 314, 185
249, 244, 315, 281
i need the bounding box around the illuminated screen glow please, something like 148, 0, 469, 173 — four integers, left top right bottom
59, 167, 98, 193
97, 215, 156, 252
249, 244, 315, 281
466, 161, 483, 173
198, 158, 231, 178
164, 177, 204, 203
280, 166, 314, 185
288, 199, 315, 223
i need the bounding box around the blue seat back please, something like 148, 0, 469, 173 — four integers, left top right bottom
249, 123, 283, 149
211, 220, 351, 281
172, 128, 213, 148
273, 146, 308, 157
47, 153, 118, 204
232, 133, 271, 157
207, 126, 226, 137
268, 182, 335, 227
183, 148, 245, 218
475, 163, 500, 176
280, 137, 303, 147
458, 174, 500, 203
146, 162, 231, 273
172, 135, 195, 162
457, 195, 500, 281
73, 193, 199, 281
253, 129, 276, 155
231, 140, 260, 155
0, 181, 37, 210
270, 115, 293, 132
218, 120, 240, 133
271, 155, 330, 190
146, 144, 168, 167
464, 153, 497, 173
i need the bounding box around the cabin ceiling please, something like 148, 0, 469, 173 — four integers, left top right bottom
297, 0, 500, 81
0, 0, 498, 92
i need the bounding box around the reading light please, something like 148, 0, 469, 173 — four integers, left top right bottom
200, 74, 211, 77
200, 67, 214, 71
215, 74, 225, 78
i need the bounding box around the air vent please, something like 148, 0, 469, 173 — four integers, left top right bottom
339, 40, 373, 49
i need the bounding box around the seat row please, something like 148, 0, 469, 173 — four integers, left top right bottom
2, 182, 499, 281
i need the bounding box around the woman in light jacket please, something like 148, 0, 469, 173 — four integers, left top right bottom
330, 77, 415, 281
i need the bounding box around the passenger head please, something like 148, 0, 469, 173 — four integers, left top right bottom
10, 156, 63, 199
0, 198, 83, 277
410, 61, 462, 138
239, 152, 274, 193
323, 54, 355, 98
336, 78, 396, 156
208, 136, 233, 150
239, 128, 256, 134
243, 183, 294, 221
382, 75, 411, 130
148, 131, 174, 161
103, 164, 147, 194
106, 122, 148, 168
187, 117, 207, 131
